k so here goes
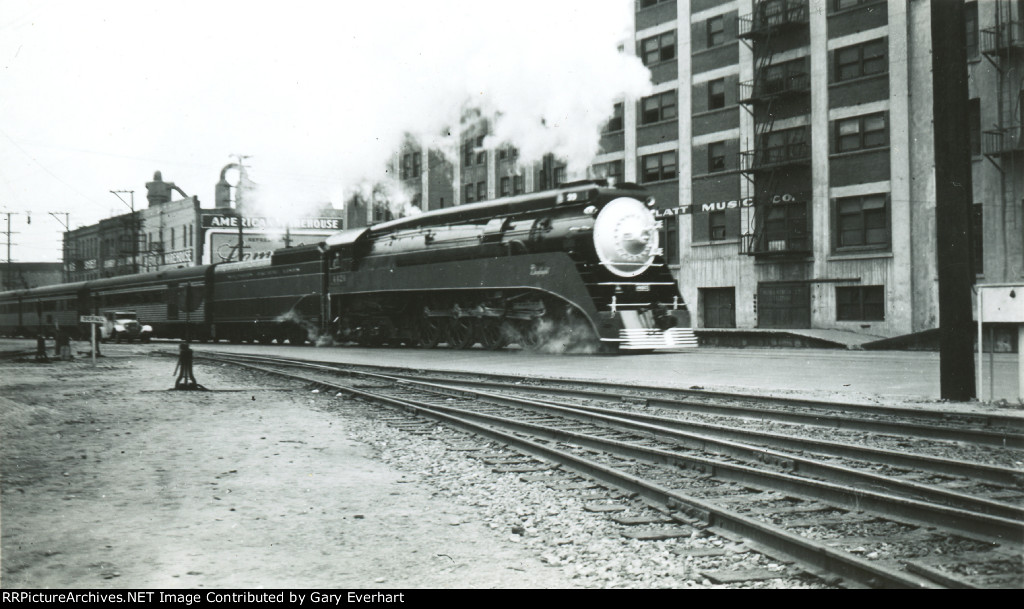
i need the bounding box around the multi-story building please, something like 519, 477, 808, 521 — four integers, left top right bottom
64, 171, 347, 282
382, 0, 1021, 345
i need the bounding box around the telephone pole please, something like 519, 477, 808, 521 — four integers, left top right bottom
49, 212, 71, 282
110, 190, 138, 274
2, 211, 19, 292
230, 154, 251, 262
931, 0, 976, 401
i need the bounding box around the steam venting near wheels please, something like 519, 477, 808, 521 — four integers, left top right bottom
592, 197, 660, 277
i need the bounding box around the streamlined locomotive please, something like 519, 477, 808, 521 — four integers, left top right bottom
0, 182, 694, 352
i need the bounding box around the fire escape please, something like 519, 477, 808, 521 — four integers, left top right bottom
980, 2, 1024, 280
737, 0, 812, 257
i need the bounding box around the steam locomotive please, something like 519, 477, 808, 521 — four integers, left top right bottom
0, 181, 694, 353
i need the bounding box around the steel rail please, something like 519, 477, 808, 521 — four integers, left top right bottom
419, 379, 1024, 487
378, 375, 1024, 524
198, 352, 1024, 545
188, 351, 1024, 486
189, 349, 1024, 446
211, 357, 940, 588
395, 374, 1024, 448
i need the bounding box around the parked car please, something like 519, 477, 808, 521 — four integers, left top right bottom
101, 311, 153, 343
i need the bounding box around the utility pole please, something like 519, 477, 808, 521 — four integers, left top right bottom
110, 190, 138, 274
1, 211, 19, 291
230, 154, 251, 262
932, 0, 976, 401
49, 212, 70, 282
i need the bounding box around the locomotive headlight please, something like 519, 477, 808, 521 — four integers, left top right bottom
593, 197, 660, 277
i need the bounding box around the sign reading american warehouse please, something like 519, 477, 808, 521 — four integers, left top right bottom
202, 214, 342, 231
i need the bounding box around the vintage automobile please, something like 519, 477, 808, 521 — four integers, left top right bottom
101, 311, 153, 343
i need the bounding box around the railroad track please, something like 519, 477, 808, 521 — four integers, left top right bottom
191, 351, 1024, 588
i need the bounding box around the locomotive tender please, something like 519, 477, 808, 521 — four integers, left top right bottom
0, 182, 694, 353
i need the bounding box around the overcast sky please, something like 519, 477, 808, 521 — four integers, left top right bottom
0, 0, 650, 263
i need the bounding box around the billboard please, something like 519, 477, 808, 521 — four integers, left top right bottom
200, 213, 342, 264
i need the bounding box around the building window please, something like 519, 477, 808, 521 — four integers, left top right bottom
761, 202, 809, 252
475, 136, 486, 165
604, 103, 624, 133
833, 0, 873, 11
708, 141, 727, 172
553, 167, 565, 187
965, 2, 978, 57
640, 30, 676, 66
476, 182, 487, 201
513, 175, 524, 195
760, 58, 808, 95
594, 159, 624, 184
500, 177, 511, 197
707, 16, 725, 48
969, 98, 981, 155
836, 286, 884, 321
641, 151, 677, 183
640, 91, 677, 125
834, 39, 887, 82
973, 203, 983, 275
835, 113, 887, 153
834, 194, 889, 250
412, 152, 422, 177
709, 211, 727, 240
708, 78, 726, 110
463, 144, 474, 166
661, 215, 679, 265
464, 184, 474, 204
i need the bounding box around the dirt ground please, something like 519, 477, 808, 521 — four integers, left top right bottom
0, 347, 580, 588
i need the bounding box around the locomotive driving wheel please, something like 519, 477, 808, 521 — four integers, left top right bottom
446, 317, 476, 349
478, 318, 508, 350
515, 319, 543, 351
415, 317, 442, 349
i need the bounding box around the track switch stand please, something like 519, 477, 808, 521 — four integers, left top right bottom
173, 342, 206, 391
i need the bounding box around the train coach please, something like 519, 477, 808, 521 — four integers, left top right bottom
0, 181, 695, 352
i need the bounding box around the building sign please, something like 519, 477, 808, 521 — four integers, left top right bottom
654, 194, 799, 218
201, 214, 342, 231
142, 248, 194, 270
